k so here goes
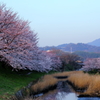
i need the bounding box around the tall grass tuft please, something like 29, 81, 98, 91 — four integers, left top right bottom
67, 73, 93, 89
84, 75, 100, 96
30, 75, 58, 93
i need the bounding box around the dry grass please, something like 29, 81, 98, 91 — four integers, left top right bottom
67, 72, 100, 96
51, 71, 83, 77
30, 71, 100, 97
31, 75, 58, 93
67, 73, 93, 89
84, 75, 100, 96
30, 71, 83, 93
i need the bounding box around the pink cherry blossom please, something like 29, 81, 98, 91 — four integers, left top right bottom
0, 4, 61, 72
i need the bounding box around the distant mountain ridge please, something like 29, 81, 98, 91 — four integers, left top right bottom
87, 38, 100, 47
56, 43, 100, 52
40, 38, 100, 52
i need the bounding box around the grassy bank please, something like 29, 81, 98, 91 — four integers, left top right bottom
0, 66, 48, 100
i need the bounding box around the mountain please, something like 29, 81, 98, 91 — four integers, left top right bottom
87, 38, 100, 47
40, 38, 100, 52
57, 43, 68, 48
40, 43, 100, 53
57, 43, 100, 52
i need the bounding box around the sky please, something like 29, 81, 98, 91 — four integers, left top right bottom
0, 0, 100, 47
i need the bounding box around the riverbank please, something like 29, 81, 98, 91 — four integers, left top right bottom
0, 66, 49, 100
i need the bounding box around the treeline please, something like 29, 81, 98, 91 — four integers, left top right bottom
74, 51, 100, 60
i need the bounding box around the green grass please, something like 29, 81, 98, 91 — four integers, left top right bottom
0, 65, 48, 100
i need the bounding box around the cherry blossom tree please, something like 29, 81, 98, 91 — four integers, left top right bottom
82, 58, 100, 71
46, 51, 61, 71
37, 51, 61, 72
0, 4, 38, 71
0, 4, 57, 72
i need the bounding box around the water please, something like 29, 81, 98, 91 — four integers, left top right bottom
78, 98, 100, 100
55, 92, 100, 100
56, 92, 78, 100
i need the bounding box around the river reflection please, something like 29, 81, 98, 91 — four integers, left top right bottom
36, 91, 100, 100
78, 97, 100, 100
55, 92, 100, 100
56, 92, 78, 100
